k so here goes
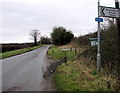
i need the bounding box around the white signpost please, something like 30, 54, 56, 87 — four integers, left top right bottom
99, 6, 120, 18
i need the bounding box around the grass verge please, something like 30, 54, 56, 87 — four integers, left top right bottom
48, 45, 77, 61
48, 45, 116, 91
0, 44, 46, 59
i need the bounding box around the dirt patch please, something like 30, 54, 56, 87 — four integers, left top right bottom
43, 55, 65, 79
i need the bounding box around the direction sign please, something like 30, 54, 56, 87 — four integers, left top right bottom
95, 17, 103, 22
99, 6, 120, 18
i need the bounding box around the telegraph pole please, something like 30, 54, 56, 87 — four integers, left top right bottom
97, 0, 101, 72
115, 0, 120, 46
115, 0, 120, 90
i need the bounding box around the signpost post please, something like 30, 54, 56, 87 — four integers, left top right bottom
97, 0, 101, 72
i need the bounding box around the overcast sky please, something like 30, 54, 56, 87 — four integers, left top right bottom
0, 0, 116, 43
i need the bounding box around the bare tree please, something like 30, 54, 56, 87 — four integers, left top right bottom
30, 29, 40, 46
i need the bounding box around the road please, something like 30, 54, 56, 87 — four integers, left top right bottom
2, 45, 56, 91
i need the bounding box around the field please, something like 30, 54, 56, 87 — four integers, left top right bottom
1, 43, 34, 53
0, 44, 46, 59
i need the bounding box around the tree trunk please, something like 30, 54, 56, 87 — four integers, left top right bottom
34, 36, 37, 46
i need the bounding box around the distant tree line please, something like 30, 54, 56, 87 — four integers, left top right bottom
29, 26, 74, 46
39, 36, 51, 44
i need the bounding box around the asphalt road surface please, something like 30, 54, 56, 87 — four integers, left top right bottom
2, 45, 56, 91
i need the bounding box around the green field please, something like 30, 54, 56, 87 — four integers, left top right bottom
0, 44, 46, 59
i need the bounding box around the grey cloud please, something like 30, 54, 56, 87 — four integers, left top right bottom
1, 0, 115, 43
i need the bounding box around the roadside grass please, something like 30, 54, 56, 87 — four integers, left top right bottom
0, 44, 46, 59
54, 58, 116, 91
48, 45, 116, 91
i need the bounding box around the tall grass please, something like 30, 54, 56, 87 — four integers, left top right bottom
54, 51, 116, 91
